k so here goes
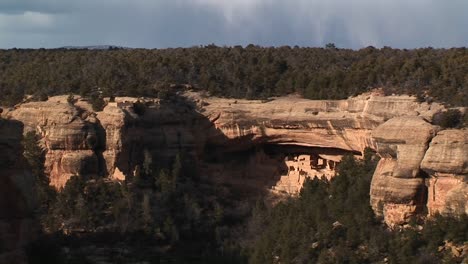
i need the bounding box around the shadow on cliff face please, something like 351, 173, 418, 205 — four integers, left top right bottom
90, 119, 108, 177
104, 92, 286, 201
0, 119, 32, 215
111, 94, 206, 176
109, 91, 369, 201
417, 170, 429, 216
159, 94, 367, 200
164, 94, 284, 198
0, 118, 37, 263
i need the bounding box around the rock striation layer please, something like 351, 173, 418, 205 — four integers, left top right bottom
190, 92, 442, 153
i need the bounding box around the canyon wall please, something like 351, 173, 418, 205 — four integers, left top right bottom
3, 91, 466, 226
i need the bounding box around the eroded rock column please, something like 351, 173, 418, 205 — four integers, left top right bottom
370, 116, 438, 226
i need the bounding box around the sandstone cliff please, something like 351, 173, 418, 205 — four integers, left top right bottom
370, 117, 438, 226
4, 95, 211, 187
421, 130, 468, 216
8, 97, 100, 188
370, 118, 467, 226
3, 91, 466, 226
190, 92, 441, 153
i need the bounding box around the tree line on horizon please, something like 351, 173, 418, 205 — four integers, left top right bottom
0, 45, 467, 107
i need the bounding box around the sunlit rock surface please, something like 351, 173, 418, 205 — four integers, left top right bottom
370, 117, 438, 226
8, 97, 99, 189
421, 130, 468, 216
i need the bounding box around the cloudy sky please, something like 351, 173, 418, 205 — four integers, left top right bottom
0, 0, 467, 49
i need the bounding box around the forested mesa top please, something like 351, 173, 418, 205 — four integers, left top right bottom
0, 45, 466, 106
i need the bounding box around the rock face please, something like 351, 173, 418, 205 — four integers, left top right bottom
7, 97, 100, 188
4, 96, 208, 188
190, 92, 445, 197
421, 130, 468, 216
96, 98, 211, 181
370, 117, 438, 226
96, 103, 127, 181
370, 119, 468, 226
192, 92, 442, 153
0, 118, 37, 263
4, 91, 466, 226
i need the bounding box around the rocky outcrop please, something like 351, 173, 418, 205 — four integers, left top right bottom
7, 97, 100, 188
191, 92, 442, 153
421, 130, 468, 216
96, 103, 127, 180
96, 98, 211, 181
0, 118, 37, 263
421, 130, 468, 175
370, 116, 438, 226
47, 150, 99, 187
369, 117, 468, 226
189, 92, 447, 199
4, 91, 466, 226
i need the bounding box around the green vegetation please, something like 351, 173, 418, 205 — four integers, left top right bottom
29, 152, 246, 263
132, 101, 146, 115
24, 132, 467, 263
89, 93, 106, 111
0, 46, 467, 106
247, 150, 467, 264
23, 131, 45, 178
66, 94, 75, 104
22, 131, 57, 217
433, 109, 464, 128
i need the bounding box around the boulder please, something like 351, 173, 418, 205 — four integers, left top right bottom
421, 130, 468, 216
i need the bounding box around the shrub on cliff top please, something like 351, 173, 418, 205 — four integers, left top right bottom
433, 109, 462, 128
67, 94, 75, 104
132, 101, 146, 116
90, 93, 106, 112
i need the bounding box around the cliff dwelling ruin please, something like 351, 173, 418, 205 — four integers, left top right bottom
273, 154, 339, 194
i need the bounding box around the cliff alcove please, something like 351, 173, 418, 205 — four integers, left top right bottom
2, 91, 467, 228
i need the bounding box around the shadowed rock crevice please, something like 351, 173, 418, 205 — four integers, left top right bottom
89, 119, 108, 177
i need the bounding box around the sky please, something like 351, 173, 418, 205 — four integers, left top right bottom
0, 0, 467, 49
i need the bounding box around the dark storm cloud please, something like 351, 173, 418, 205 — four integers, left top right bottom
0, 0, 467, 49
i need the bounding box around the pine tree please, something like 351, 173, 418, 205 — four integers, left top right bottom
141, 193, 154, 234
